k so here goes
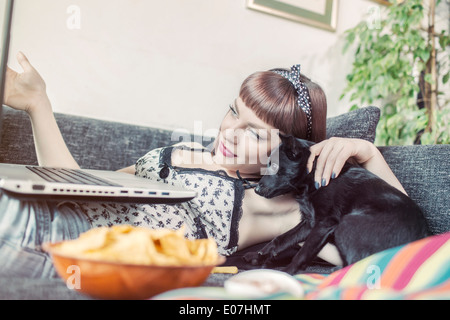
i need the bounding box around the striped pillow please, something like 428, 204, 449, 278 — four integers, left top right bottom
296, 232, 450, 300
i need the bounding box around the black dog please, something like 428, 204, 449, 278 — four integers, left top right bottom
244, 135, 430, 274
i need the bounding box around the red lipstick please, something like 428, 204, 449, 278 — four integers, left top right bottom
219, 142, 236, 158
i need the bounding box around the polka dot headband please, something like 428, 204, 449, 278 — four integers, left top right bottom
272, 64, 313, 140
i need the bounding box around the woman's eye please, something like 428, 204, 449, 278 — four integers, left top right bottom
229, 105, 238, 117
246, 129, 260, 140
252, 131, 261, 140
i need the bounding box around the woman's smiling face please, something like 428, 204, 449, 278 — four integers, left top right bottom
213, 97, 281, 177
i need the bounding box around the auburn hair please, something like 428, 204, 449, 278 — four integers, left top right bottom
239, 70, 327, 143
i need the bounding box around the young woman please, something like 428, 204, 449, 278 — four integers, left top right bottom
1, 52, 406, 277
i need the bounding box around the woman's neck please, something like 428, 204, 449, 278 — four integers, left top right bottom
211, 155, 262, 180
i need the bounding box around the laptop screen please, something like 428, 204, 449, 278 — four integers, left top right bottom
0, 0, 14, 143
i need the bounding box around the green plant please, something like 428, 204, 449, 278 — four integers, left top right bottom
341, 0, 450, 145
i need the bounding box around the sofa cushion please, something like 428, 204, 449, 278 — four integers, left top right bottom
0, 108, 37, 166
379, 144, 450, 235
326, 106, 380, 143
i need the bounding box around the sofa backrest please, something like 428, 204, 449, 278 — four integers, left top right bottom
1, 106, 448, 235
379, 145, 449, 235
0, 108, 177, 170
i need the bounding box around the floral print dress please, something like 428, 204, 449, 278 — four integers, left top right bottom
78, 146, 249, 256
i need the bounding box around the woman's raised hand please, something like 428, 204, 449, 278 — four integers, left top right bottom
3, 52, 49, 114
3, 52, 79, 168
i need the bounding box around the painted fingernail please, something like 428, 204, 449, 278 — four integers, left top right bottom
315, 181, 320, 190
321, 178, 327, 187
331, 172, 336, 179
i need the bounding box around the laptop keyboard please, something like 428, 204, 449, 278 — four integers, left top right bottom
26, 166, 121, 187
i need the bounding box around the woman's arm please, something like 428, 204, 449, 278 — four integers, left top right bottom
4, 52, 80, 168
117, 165, 136, 174
307, 137, 407, 195
28, 96, 80, 168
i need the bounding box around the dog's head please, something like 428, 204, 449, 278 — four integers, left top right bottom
255, 134, 313, 198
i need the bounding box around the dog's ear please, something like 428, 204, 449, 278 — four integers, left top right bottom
279, 134, 303, 160
295, 138, 315, 149
278, 133, 289, 142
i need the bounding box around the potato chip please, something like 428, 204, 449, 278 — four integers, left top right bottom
52, 225, 220, 266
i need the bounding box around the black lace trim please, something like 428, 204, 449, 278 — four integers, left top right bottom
163, 145, 260, 184
236, 170, 259, 189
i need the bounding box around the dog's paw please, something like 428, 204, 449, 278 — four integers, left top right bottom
243, 251, 279, 267
282, 262, 307, 275
282, 264, 299, 275
243, 252, 264, 265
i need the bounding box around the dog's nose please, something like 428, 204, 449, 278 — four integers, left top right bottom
254, 185, 261, 194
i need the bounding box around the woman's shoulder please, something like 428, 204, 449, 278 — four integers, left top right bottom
172, 141, 206, 150
171, 142, 214, 169
137, 141, 202, 161
135, 142, 206, 172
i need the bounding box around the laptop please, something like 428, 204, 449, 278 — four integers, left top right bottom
0, 0, 196, 203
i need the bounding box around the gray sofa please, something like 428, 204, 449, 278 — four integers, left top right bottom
0, 106, 449, 299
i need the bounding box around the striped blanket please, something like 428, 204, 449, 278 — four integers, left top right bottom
154, 232, 450, 300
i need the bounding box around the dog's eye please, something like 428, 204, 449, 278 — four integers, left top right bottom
271, 162, 279, 171
268, 161, 279, 174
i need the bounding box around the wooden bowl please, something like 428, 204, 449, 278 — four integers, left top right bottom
43, 242, 225, 300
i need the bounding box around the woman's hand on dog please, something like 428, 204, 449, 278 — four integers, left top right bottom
307, 138, 378, 188
307, 137, 407, 194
